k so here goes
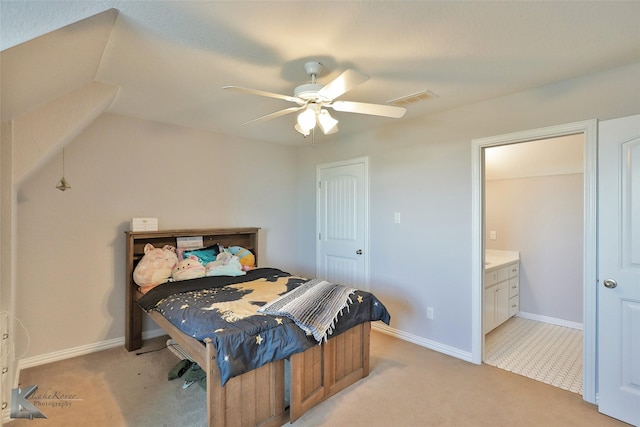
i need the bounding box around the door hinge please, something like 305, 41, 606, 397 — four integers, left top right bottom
318, 233, 321, 240
318, 181, 322, 189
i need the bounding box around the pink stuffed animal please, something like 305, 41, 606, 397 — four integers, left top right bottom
133, 244, 178, 294
172, 255, 206, 281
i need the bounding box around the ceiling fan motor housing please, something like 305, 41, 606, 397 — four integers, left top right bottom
294, 83, 326, 102
294, 61, 331, 103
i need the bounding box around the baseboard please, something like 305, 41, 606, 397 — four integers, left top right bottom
17, 328, 166, 371
516, 311, 583, 330
372, 323, 473, 363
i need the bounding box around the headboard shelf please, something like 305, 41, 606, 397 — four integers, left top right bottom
127, 228, 259, 260
125, 227, 260, 351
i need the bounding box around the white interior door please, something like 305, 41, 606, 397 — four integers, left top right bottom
316, 158, 368, 288
598, 114, 640, 426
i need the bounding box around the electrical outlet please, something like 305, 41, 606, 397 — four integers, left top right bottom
427, 307, 434, 319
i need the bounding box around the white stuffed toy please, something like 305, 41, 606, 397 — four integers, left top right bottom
205, 252, 245, 277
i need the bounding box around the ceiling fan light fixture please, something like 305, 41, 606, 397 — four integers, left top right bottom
297, 107, 317, 131
317, 109, 338, 134
294, 123, 310, 136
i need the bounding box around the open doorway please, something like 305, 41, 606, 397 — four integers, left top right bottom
482, 135, 584, 394
470, 120, 598, 404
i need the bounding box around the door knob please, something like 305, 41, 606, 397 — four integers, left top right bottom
603, 278, 617, 289
356, 249, 363, 255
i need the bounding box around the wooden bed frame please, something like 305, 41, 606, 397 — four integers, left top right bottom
125, 228, 371, 427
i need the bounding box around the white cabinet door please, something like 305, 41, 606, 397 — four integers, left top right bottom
484, 285, 497, 334
598, 114, 640, 426
495, 282, 510, 325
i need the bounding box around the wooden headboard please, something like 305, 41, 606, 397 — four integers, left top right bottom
124, 227, 260, 351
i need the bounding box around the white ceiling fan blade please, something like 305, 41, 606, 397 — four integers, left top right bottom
242, 106, 305, 125
330, 100, 406, 118
223, 86, 302, 104
316, 69, 370, 101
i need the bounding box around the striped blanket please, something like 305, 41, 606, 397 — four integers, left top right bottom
258, 279, 356, 343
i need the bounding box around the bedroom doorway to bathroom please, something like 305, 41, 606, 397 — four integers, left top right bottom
316, 157, 369, 290
482, 135, 585, 394
471, 120, 598, 404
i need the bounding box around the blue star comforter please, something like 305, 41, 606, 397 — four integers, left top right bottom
137, 268, 390, 385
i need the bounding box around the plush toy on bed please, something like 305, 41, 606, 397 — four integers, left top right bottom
133, 244, 179, 294
226, 246, 256, 271
172, 255, 206, 281
205, 252, 245, 277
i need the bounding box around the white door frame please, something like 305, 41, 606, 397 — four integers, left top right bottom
471, 119, 597, 404
316, 156, 370, 290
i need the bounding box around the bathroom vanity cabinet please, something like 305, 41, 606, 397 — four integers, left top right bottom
484, 251, 520, 334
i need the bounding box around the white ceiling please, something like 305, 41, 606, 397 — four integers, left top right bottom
2, 1, 640, 146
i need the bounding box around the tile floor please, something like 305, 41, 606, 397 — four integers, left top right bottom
484, 316, 583, 394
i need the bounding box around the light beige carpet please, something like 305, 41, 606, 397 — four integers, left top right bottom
8, 331, 626, 427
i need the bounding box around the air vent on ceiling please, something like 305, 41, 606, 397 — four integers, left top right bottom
388, 90, 438, 106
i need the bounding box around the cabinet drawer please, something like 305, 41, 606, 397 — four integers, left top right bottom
509, 263, 519, 278
497, 266, 510, 283
485, 270, 498, 287
508, 277, 519, 298
509, 296, 519, 316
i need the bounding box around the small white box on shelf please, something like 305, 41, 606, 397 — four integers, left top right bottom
131, 218, 158, 231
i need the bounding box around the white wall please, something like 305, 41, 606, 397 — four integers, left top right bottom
15, 113, 298, 358
295, 61, 640, 354
486, 174, 584, 323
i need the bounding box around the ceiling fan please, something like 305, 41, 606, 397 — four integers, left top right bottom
223, 61, 406, 137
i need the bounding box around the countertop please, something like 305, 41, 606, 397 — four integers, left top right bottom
485, 249, 520, 270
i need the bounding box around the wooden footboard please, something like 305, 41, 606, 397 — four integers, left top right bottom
290, 322, 371, 423
150, 309, 370, 426
207, 350, 288, 427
